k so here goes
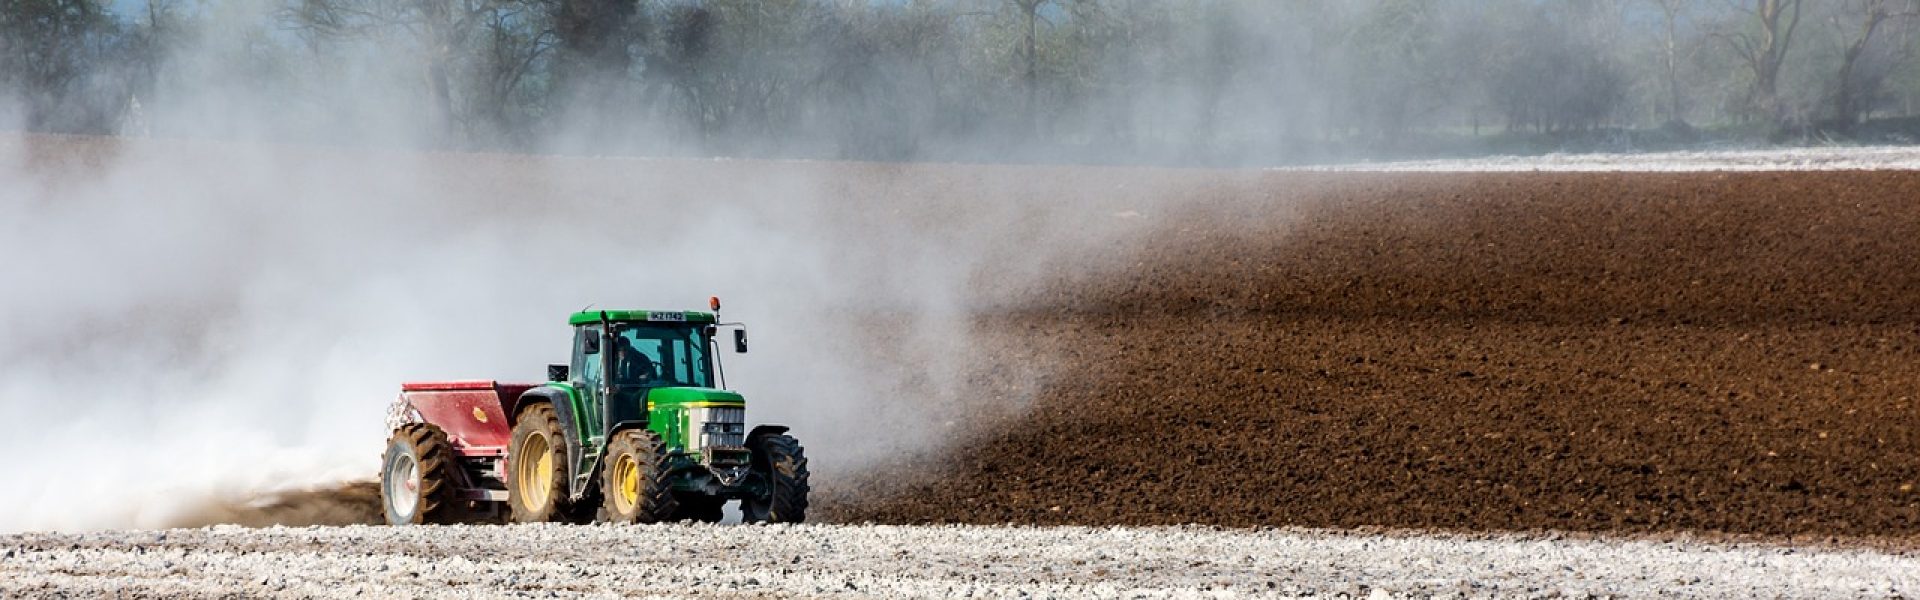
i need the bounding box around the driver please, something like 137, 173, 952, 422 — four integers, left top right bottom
611, 335, 658, 384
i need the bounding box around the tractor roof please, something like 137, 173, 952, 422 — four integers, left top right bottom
568, 310, 717, 326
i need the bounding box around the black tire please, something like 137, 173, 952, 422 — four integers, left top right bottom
381, 423, 460, 525
742, 434, 810, 524
597, 429, 678, 524
672, 495, 726, 523
508, 403, 575, 523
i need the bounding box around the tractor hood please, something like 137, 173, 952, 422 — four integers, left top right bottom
644, 387, 748, 456
645, 386, 745, 408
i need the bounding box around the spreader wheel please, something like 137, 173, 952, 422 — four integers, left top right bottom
381, 423, 460, 525
742, 433, 810, 524
597, 429, 678, 524
508, 403, 575, 523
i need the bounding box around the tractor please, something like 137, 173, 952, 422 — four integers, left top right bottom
377, 299, 809, 525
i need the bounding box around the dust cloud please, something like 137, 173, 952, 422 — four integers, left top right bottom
0, 1, 1258, 532
0, 132, 1203, 531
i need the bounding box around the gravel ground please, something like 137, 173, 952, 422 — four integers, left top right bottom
4, 523, 1916, 598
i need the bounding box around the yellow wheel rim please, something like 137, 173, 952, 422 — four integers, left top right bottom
613, 453, 640, 513
517, 432, 552, 510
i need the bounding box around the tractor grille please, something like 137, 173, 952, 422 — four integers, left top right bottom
690, 406, 746, 450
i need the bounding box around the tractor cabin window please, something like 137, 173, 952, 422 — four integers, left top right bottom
574, 325, 603, 384
610, 324, 711, 389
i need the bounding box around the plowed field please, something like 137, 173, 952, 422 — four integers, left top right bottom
823, 171, 1920, 539
7, 134, 1916, 543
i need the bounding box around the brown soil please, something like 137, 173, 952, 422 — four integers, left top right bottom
165, 482, 383, 529
821, 171, 1920, 539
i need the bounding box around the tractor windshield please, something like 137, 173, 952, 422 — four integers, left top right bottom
607, 323, 712, 388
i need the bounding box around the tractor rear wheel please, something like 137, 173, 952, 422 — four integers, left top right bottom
597, 429, 678, 524
742, 434, 810, 524
381, 423, 459, 525
508, 403, 575, 523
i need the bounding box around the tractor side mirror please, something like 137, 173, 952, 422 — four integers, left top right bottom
547, 364, 569, 382
582, 335, 600, 354
733, 329, 748, 353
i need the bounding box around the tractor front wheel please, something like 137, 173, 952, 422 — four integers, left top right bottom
508, 404, 574, 523
597, 429, 678, 523
742, 434, 810, 524
381, 423, 459, 525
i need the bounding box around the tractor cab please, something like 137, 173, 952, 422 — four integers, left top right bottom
553, 305, 748, 388
567, 312, 718, 388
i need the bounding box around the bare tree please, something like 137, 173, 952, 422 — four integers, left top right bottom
1719, 0, 1804, 122
0, 0, 119, 132
1651, 0, 1696, 124
1719, 0, 1806, 122
475, 2, 555, 146
1009, 0, 1048, 131
281, 0, 506, 147
1830, 0, 1919, 127
1489, 4, 1627, 134
548, 0, 640, 95
32, 0, 1920, 160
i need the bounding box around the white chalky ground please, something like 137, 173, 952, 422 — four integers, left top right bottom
3, 523, 1914, 598
1296, 145, 1920, 172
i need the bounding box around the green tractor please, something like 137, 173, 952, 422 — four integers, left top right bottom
378, 299, 809, 525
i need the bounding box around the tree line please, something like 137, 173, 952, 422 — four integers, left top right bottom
5, 0, 1920, 164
